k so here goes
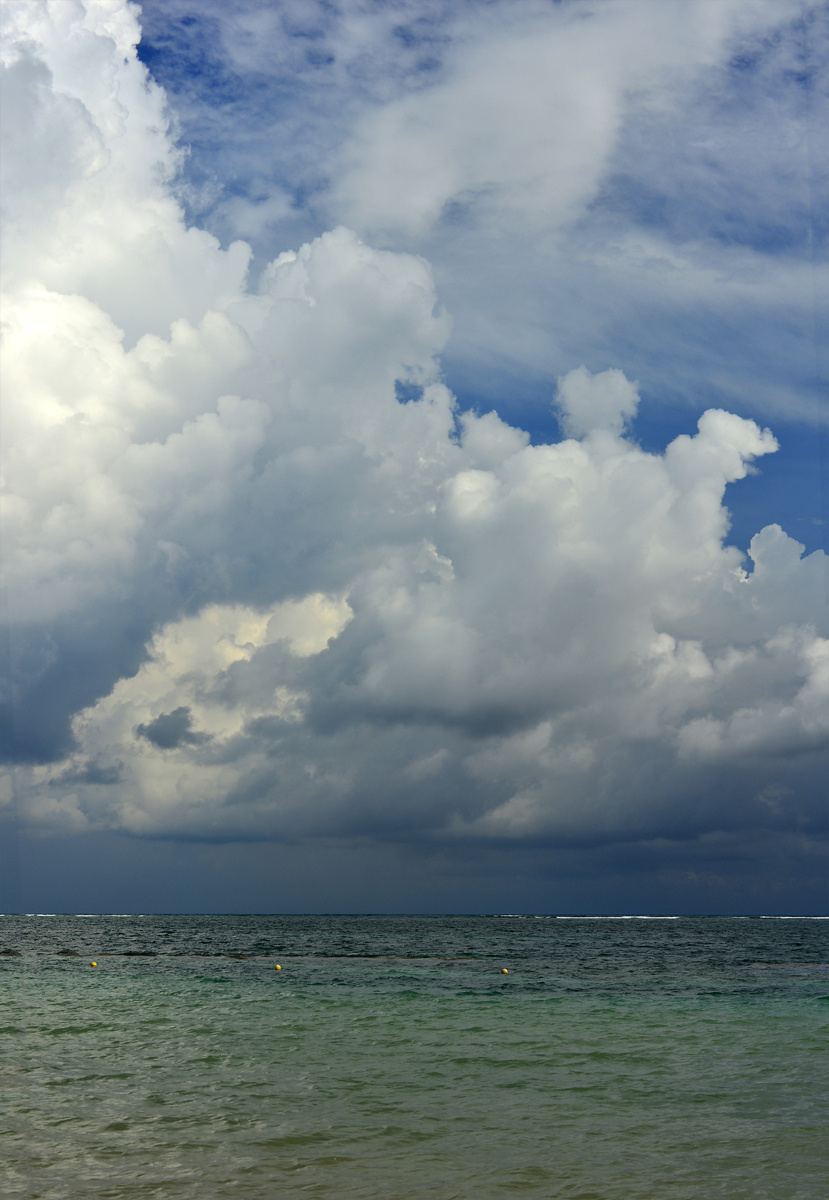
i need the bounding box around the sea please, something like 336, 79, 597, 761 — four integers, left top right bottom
1, 914, 827, 1199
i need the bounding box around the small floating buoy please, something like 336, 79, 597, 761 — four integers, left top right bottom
501, 968, 508, 974
91, 961, 98, 967
274, 964, 281, 970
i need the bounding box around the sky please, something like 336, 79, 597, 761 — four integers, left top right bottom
0, 0, 826, 915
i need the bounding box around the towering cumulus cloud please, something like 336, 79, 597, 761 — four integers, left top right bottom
1, 1, 826, 898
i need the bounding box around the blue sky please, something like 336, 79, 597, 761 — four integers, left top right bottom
0, 0, 826, 914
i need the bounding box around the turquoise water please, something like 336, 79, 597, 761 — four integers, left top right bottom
2, 916, 827, 1198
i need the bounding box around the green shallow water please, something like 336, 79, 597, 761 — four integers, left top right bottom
1, 916, 827, 1199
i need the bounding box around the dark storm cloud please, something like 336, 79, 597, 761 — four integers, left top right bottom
136, 707, 210, 750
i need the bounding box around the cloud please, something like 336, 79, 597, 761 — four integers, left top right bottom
329, 0, 776, 239
131, 0, 828, 432
0, 0, 250, 344
555, 366, 640, 438
1, 1, 826, 887
135, 707, 210, 750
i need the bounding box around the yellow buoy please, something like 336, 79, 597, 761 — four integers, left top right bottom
91, 961, 98, 967
274, 964, 281, 970
501, 968, 508, 974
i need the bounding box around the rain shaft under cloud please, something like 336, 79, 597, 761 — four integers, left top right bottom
0, 1, 826, 907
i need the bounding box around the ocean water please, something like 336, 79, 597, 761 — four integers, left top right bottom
1, 915, 827, 1199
